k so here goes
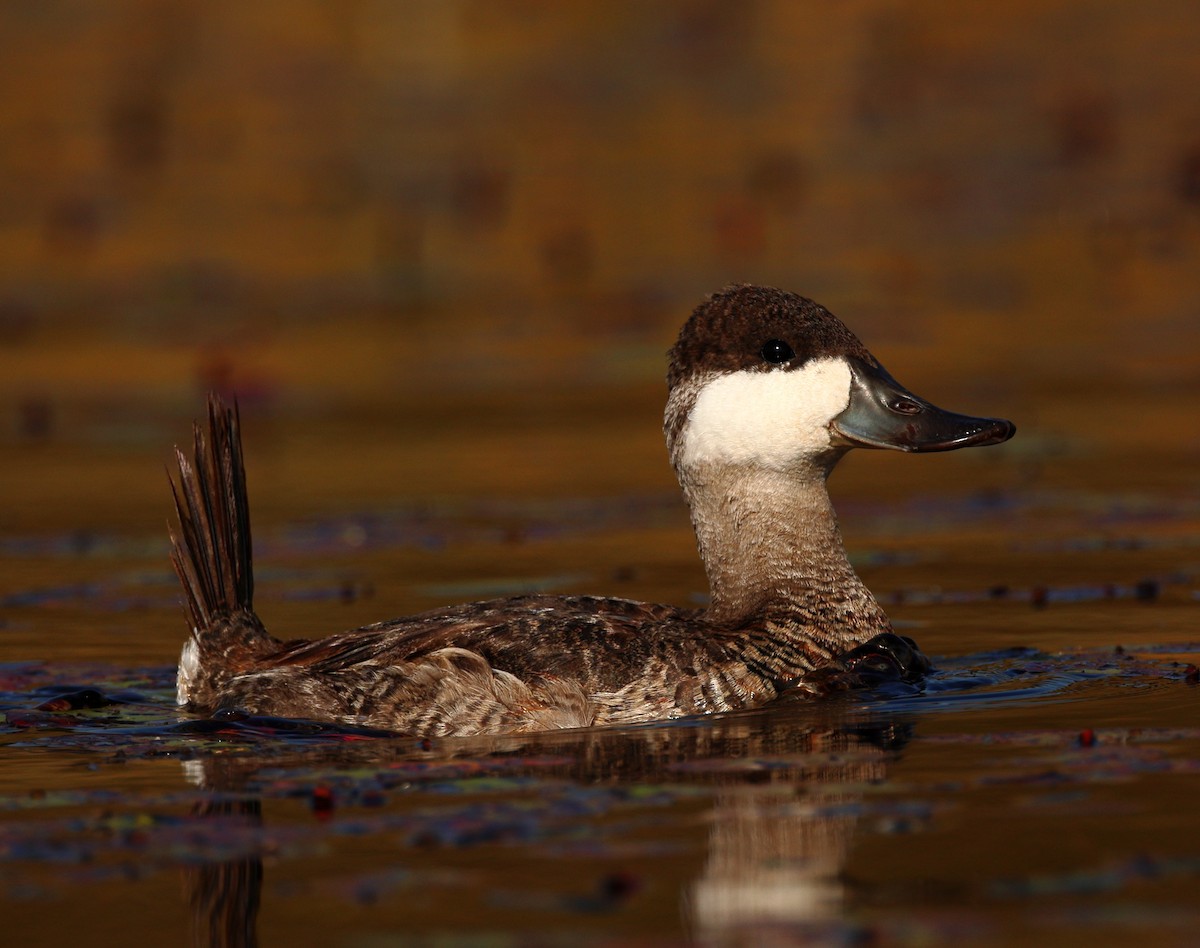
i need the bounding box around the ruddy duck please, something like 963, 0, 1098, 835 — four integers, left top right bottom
170, 284, 1014, 736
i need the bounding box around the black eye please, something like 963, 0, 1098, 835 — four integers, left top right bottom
760, 339, 795, 364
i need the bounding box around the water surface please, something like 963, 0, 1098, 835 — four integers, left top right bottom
2, 381, 1198, 947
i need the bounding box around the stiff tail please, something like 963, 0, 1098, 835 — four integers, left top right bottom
169, 393, 255, 630
169, 393, 274, 708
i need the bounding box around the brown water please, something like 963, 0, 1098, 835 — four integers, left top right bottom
2, 358, 1198, 947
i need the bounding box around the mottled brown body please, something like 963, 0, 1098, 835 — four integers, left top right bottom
199, 594, 869, 735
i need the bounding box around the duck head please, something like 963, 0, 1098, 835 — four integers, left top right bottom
665, 284, 1015, 475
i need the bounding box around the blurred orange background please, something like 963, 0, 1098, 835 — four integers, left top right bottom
1, 0, 1198, 535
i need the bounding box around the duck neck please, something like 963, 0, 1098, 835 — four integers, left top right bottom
680, 459, 891, 646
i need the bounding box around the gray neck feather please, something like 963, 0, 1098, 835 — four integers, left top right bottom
678, 459, 891, 644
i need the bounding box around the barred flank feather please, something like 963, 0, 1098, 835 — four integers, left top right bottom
168, 394, 254, 633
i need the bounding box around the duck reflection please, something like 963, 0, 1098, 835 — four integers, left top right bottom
682, 719, 904, 939
182, 758, 263, 948
181, 701, 912, 946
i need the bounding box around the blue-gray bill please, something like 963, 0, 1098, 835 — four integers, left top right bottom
831, 358, 1016, 453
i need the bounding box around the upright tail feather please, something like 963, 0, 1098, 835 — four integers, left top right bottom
169, 394, 275, 709
169, 394, 254, 630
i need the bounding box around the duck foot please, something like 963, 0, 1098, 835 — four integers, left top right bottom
796, 632, 933, 697
840, 632, 932, 684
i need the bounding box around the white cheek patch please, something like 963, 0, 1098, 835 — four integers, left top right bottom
680, 357, 852, 469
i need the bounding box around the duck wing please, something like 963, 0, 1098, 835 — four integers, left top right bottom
257, 594, 694, 684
